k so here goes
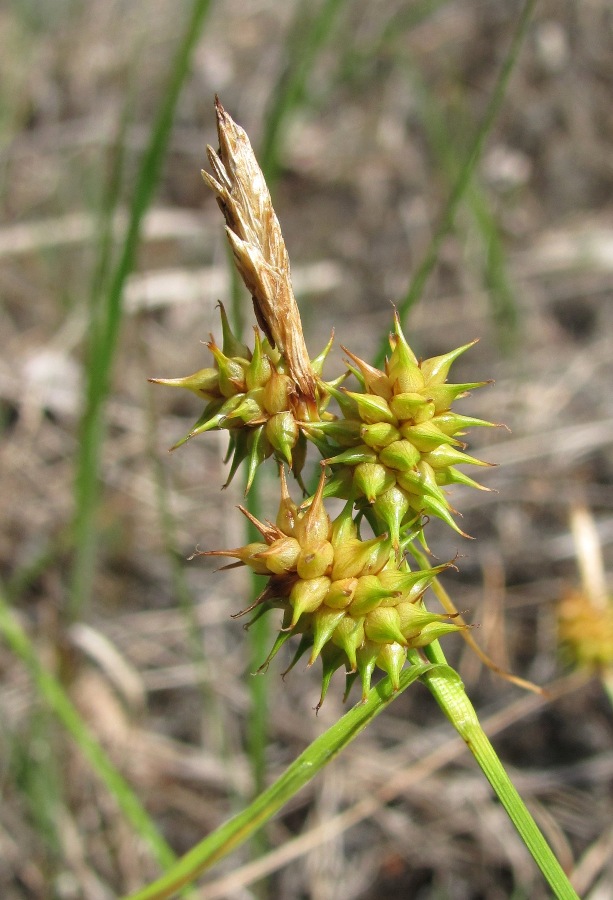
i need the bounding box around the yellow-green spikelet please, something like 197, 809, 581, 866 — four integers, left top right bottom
200, 468, 461, 706
558, 589, 613, 672
305, 313, 497, 544
150, 303, 334, 491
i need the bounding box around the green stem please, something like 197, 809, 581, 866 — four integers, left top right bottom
122, 662, 431, 900
241, 0, 351, 813
0, 587, 175, 869
418, 648, 579, 900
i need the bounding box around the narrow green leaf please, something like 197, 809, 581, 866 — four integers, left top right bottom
70, 0, 213, 619
0, 587, 175, 869
123, 663, 432, 899
419, 657, 580, 900
374, 0, 537, 367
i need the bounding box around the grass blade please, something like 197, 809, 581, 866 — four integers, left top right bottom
70, 0, 213, 619
238, 0, 351, 809
418, 649, 580, 900
122, 662, 432, 900
375, 0, 537, 367
0, 586, 176, 870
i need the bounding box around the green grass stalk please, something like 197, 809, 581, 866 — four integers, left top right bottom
122, 661, 432, 900
420, 644, 580, 900
375, 0, 537, 366
70, 0, 212, 619
121, 652, 580, 900
0, 586, 176, 870
241, 0, 351, 810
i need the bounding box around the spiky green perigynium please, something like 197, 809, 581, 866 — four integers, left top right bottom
155, 309, 495, 702
150, 304, 333, 491
199, 469, 461, 707
305, 313, 496, 544
156, 98, 499, 706
152, 307, 492, 537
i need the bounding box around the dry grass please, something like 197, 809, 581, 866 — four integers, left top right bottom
1, 1, 613, 898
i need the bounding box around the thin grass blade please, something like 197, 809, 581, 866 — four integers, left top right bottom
123, 662, 432, 900
0, 587, 176, 869
70, 0, 213, 619
375, 0, 537, 367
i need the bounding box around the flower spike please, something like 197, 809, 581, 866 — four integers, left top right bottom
197, 469, 459, 705
319, 314, 495, 536
152, 305, 333, 491
154, 99, 505, 708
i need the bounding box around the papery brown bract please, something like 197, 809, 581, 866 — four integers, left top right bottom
202, 97, 317, 403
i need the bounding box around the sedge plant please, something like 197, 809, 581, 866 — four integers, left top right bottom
140, 99, 579, 899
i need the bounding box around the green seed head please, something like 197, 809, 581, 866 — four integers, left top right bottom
151, 303, 334, 489
176, 106, 490, 709
200, 468, 459, 703
320, 315, 494, 533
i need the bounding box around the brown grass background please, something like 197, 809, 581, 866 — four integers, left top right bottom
1, 1, 612, 897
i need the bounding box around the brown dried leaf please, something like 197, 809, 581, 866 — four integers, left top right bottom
202, 97, 316, 401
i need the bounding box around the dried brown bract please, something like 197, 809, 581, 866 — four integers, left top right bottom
202, 97, 316, 401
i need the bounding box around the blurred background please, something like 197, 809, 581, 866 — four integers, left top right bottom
1, 0, 613, 897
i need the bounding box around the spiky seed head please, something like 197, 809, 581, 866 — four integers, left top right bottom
558, 589, 613, 671
158, 103, 487, 709
151, 304, 333, 490
199, 469, 460, 704
320, 316, 495, 533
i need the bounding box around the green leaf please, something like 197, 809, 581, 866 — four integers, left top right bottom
123, 662, 432, 899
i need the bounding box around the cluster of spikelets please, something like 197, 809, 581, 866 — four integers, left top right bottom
558, 590, 613, 672
199, 469, 461, 707
153, 98, 496, 704
556, 508, 613, 676
307, 313, 495, 545
150, 303, 334, 491
153, 303, 493, 536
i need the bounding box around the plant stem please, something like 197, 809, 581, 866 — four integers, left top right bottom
418, 654, 579, 900
122, 662, 431, 900
0, 587, 175, 869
